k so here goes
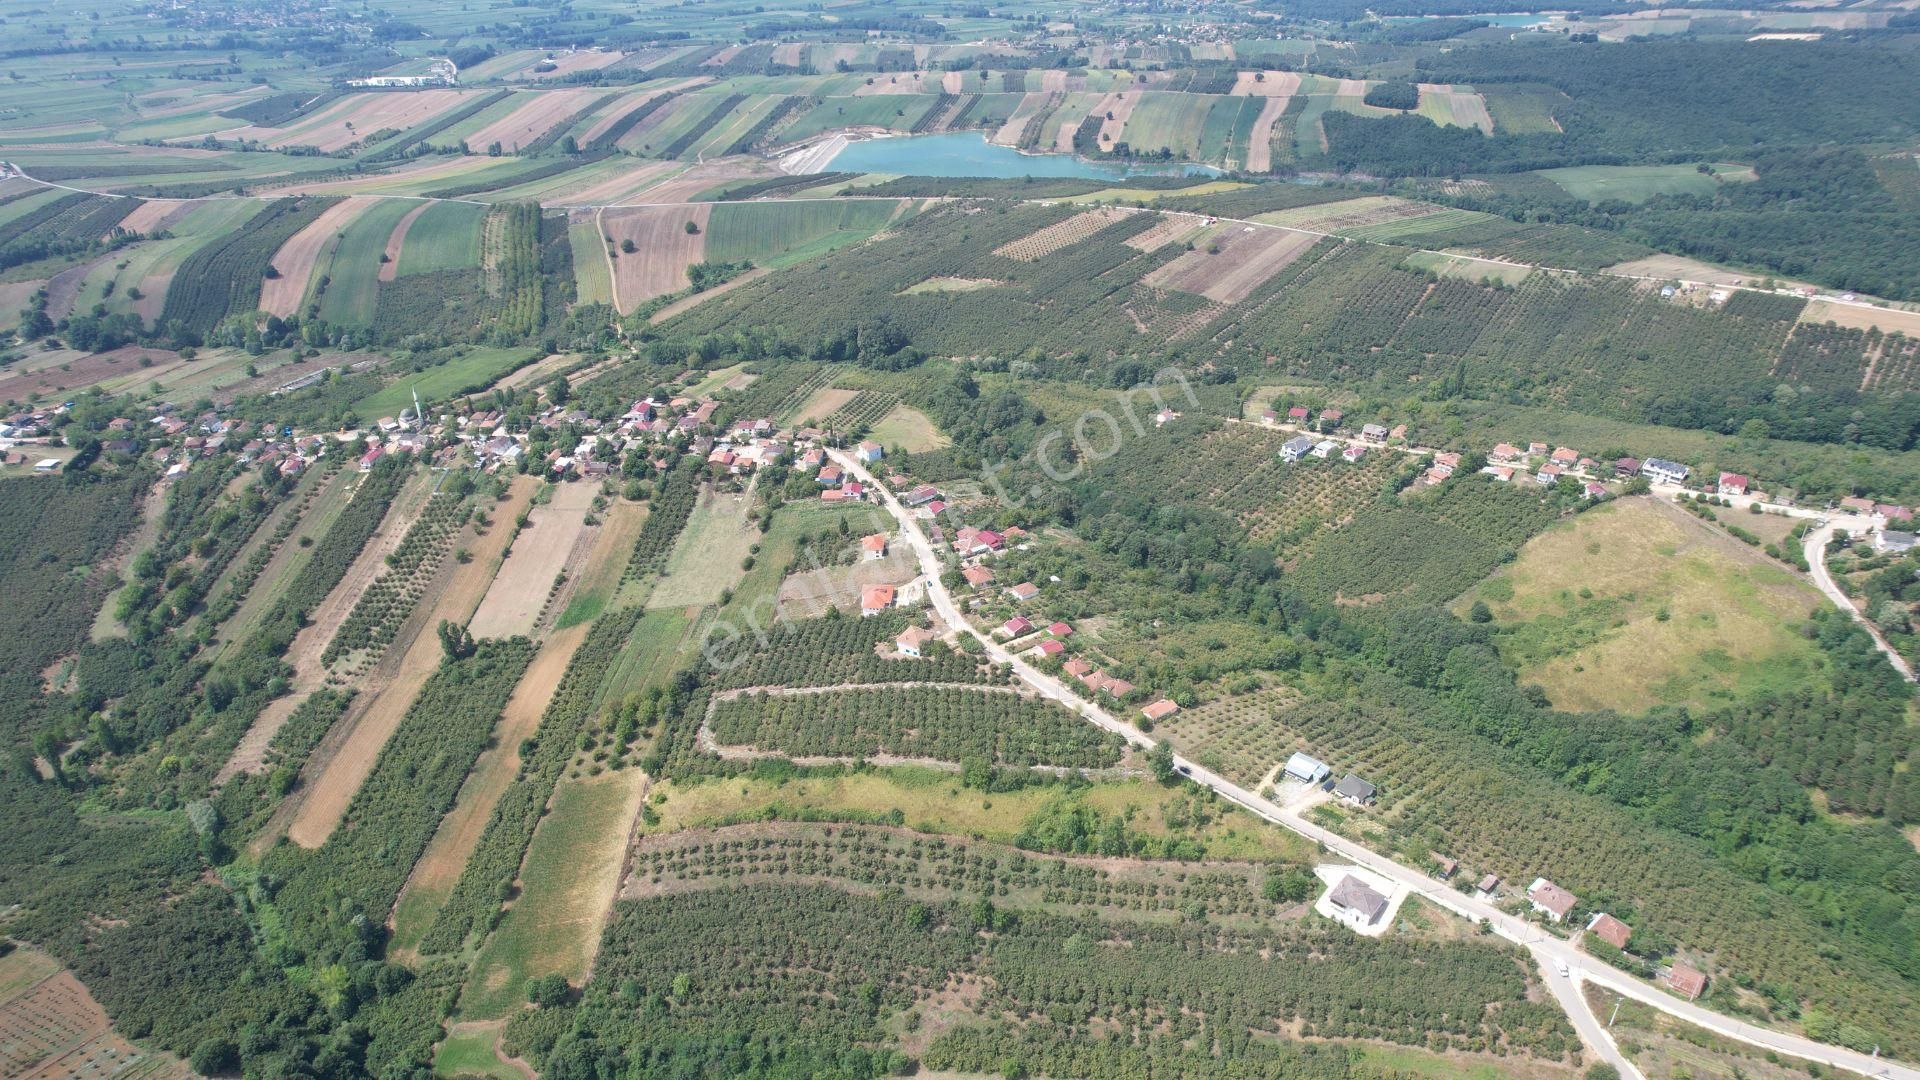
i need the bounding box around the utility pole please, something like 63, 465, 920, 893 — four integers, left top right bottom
1608, 998, 1622, 1029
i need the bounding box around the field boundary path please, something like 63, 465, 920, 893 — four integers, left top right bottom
828, 446, 1917, 1080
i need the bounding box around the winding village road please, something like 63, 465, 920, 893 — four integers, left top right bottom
827, 445, 1919, 1080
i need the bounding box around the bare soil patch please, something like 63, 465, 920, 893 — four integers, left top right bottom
602, 202, 710, 312
0, 961, 191, 1080
260, 197, 375, 317
994, 207, 1130, 261
282, 478, 535, 849
469, 480, 600, 638
1231, 71, 1304, 97
1143, 225, 1319, 303
253, 90, 480, 152
42, 255, 112, 321
991, 92, 1049, 145
560, 158, 681, 207
0, 344, 185, 400
1244, 96, 1290, 173
789, 386, 859, 425
776, 547, 920, 620
1801, 298, 1920, 338
112, 199, 194, 238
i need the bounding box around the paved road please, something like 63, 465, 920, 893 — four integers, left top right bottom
829, 446, 1919, 1080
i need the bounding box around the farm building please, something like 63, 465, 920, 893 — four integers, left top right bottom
1283, 752, 1329, 786
1527, 878, 1579, 922
1667, 963, 1708, 1001
1280, 436, 1315, 463
1326, 875, 1390, 931
32, 458, 60, 472
1310, 440, 1337, 459
1475, 874, 1500, 898
1586, 912, 1632, 950
1332, 775, 1376, 806
1642, 458, 1690, 485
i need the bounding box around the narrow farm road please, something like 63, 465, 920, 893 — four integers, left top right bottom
827, 446, 1919, 1080
1804, 521, 1916, 681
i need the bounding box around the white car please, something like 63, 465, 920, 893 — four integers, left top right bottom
1554, 959, 1570, 979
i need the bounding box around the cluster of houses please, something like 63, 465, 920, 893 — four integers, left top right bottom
1521, 876, 1708, 1000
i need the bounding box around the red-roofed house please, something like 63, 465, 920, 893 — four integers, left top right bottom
1491, 443, 1525, 465
1140, 698, 1180, 722
1717, 472, 1749, 496
860, 585, 896, 616
1046, 621, 1073, 638
1062, 658, 1093, 678
1031, 639, 1065, 658
903, 484, 940, 507
1841, 496, 1875, 514
1287, 406, 1310, 422
862, 533, 888, 559
817, 465, 842, 486
1006, 582, 1039, 603
962, 564, 996, 587
1550, 446, 1579, 467
1318, 408, 1343, 429
1001, 616, 1033, 637
1586, 912, 1632, 951
1667, 963, 1707, 1001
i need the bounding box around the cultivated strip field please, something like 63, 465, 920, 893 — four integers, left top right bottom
1094, 90, 1138, 147
468, 480, 600, 638
1144, 225, 1320, 303
602, 202, 711, 312
111, 198, 192, 237
378, 203, 429, 282
259, 196, 375, 316
388, 620, 593, 956
464, 88, 604, 153
1232, 71, 1304, 96
224, 90, 481, 152
993, 208, 1130, 261
1416, 84, 1495, 134
1244, 96, 1292, 173
282, 477, 535, 848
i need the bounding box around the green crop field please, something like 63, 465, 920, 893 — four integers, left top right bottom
780, 95, 939, 142
1119, 92, 1218, 160
1536, 163, 1753, 203
568, 220, 613, 306
703, 199, 904, 268
316, 198, 415, 325
353, 347, 533, 415
395, 201, 483, 275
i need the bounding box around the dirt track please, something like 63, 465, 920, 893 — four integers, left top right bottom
260, 197, 373, 317
603, 202, 710, 312
282, 477, 536, 849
